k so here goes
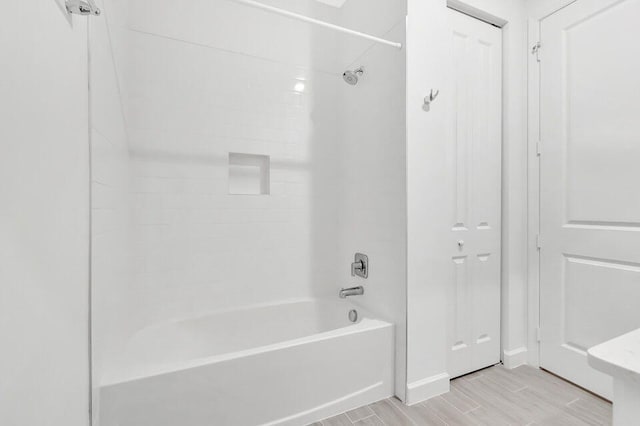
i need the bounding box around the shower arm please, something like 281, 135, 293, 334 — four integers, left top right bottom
228, 0, 402, 50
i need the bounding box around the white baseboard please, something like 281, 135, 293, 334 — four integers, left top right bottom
405, 373, 450, 405
503, 347, 528, 369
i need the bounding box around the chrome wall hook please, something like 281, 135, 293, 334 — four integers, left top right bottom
423, 89, 440, 112
66, 0, 101, 16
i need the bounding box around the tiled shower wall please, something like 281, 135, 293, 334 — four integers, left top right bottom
92, 0, 346, 378
337, 13, 407, 397
123, 31, 343, 325
91, 0, 407, 395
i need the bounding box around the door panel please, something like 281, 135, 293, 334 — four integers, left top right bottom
447, 9, 502, 379
539, 0, 640, 399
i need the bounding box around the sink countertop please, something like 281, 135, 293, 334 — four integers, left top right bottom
588, 328, 640, 383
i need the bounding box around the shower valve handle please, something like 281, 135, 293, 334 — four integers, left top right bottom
351, 253, 369, 278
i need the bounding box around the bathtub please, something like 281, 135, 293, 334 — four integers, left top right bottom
98, 299, 394, 426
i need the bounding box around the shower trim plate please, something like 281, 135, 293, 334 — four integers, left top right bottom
351, 253, 369, 279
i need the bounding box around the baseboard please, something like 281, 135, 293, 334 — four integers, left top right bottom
405, 373, 450, 405
503, 347, 528, 369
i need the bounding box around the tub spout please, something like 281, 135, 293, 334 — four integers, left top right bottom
339, 286, 364, 298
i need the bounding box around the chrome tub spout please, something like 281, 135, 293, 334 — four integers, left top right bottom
339, 286, 364, 298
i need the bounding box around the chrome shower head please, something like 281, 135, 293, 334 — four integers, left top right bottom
343, 66, 364, 85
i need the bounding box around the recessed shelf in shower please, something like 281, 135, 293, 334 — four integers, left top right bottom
228, 153, 270, 195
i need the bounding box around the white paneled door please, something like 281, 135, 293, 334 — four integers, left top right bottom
447, 9, 502, 379
539, 0, 640, 399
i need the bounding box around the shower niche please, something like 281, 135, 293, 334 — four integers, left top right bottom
228, 152, 270, 195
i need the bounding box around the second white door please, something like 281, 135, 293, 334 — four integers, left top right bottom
539, 0, 640, 399
447, 9, 502, 379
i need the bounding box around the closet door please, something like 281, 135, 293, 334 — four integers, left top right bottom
447, 8, 502, 379
539, 0, 640, 399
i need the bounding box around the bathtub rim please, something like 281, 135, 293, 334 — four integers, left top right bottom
100, 303, 392, 387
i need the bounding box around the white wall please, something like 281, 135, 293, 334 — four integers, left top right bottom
526, 0, 575, 18
405, 0, 528, 403
89, 0, 133, 421
406, 0, 453, 404
0, 1, 90, 424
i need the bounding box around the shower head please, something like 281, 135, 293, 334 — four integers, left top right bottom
343, 66, 364, 86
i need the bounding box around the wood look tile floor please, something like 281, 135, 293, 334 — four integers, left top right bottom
310, 365, 612, 426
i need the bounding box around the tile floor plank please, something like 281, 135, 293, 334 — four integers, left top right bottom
453, 374, 531, 424
421, 396, 474, 426
321, 413, 352, 426
482, 365, 528, 392
388, 397, 446, 426
440, 385, 481, 414
566, 397, 613, 426
511, 366, 587, 405
460, 369, 485, 381
534, 407, 597, 426
352, 415, 385, 426
464, 405, 513, 426
346, 405, 375, 423
312, 365, 612, 426
369, 398, 415, 426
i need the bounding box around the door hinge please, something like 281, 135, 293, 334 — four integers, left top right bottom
536, 234, 542, 250
536, 327, 542, 342
536, 141, 542, 156
532, 42, 541, 62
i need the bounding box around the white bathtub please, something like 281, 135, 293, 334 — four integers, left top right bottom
98, 299, 394, 426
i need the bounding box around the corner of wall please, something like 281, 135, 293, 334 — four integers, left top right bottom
405, 373, 450, 406
503, 347, 528, 369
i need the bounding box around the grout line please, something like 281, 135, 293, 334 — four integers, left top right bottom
422, 398, 451, 426
355, 413, 376, 424
565, 397, 580, 407
440, 394, 484, 425
346, 405, 378, 423
442, 394, 473, 415
372, 413, 386, 425
467, 404, 482, 414
440, 394, 465, 411
388, 398, 418, 426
